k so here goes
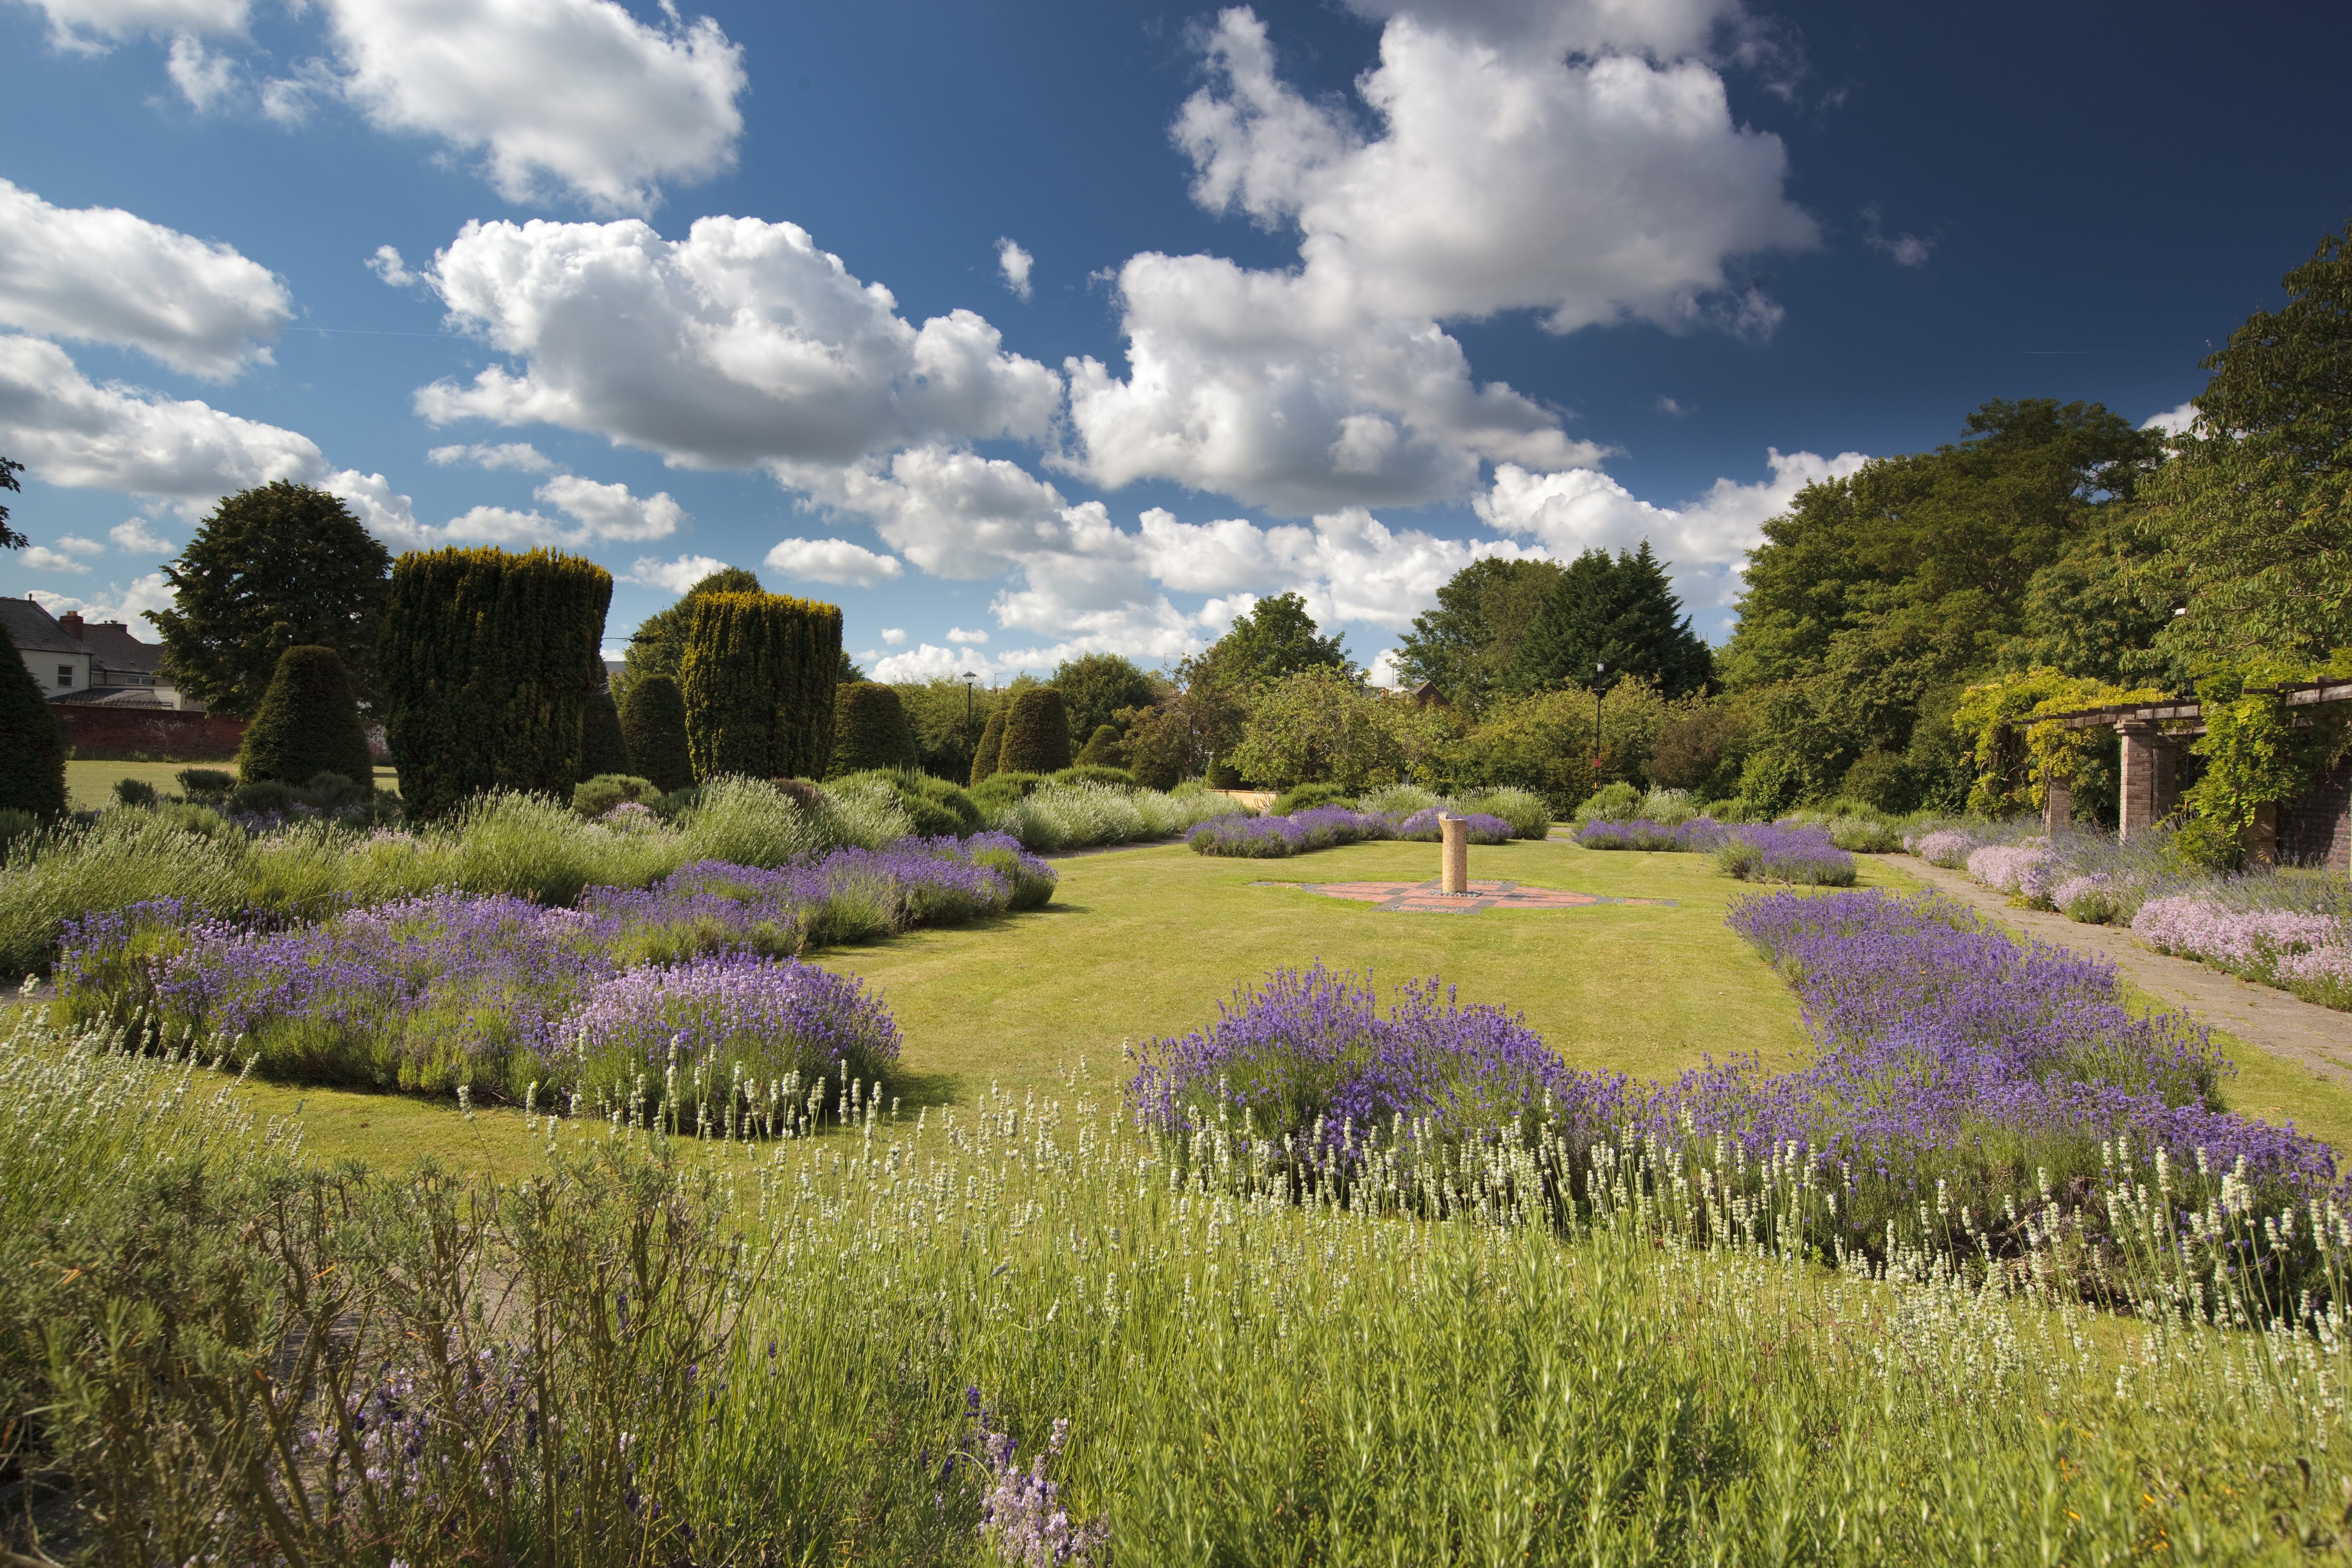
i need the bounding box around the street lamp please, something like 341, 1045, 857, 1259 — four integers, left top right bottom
961, 670, 979, 768
1592, 661, 1606, 783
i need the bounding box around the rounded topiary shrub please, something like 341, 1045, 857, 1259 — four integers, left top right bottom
969, 707, 1007, 786
998, 686, 1072, 775
1075, 723, 1126, 768
829, 681, 919, 776
1271, 781, 1354, 816
0, 616, 66, 821
237, 644, 374, 788
620, 674, 694, 794
573, 773, 656, 817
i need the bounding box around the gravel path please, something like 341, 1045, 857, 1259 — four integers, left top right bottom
1894, 856, 2352, 1086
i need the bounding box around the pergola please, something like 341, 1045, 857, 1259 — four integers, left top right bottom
2029, 680, 2352, 859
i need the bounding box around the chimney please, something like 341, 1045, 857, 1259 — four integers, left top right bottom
58, 611, 85, 640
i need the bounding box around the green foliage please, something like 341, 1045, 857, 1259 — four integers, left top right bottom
679, 592, 842, 783
832, 767, 982, 838
112, 777, 158, 808
1121, 684, 1244, 791
2147, 226, 2352, 670
1227, 668, 1401, 791
969, 770, 1043, 811
968, 706, 1008, 785
1451, 679, 1671, 816
1508, 542, 1712, 699
619, 673, 693, 794
148, 481, 392, 718
236, 644, 375, 789
1998, 522, 2176, 685
0, 808, 35, 853
175, 768, 233, 800
1392, 557, 1567, 710
1051, 764, 1136, 789
1574, 780, 1644, 823
1270, 781, 1355, 814
1720, 400, 2162, 808
379, 547, 615, 819
0, 452, 21, 549
578, 682, 632, 780
1456, 786, 1552, 839
2177, 661, 2352, 866
0, 615, 65, 820
997, 686, 1072, 774
1074, 723, 1126, 768
1051, 652, 1162, 740
1837, 750, 1921, 814
610, 566, 761, 711
828, 682, 919, 777
571, 773, 657, 817
1952, 667, 2163, 818
894, 677, 1007, 783
1196, 591, 1350, 685
1645, 700, 1750, 796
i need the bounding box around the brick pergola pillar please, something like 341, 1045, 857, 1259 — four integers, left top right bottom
2117, 719, 2162, 839
2042, 766, 2071, 835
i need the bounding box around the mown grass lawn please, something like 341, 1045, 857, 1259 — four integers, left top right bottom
62, 758, 401, 809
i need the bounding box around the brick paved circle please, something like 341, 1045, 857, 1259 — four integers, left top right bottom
1251, 878, 1676, 913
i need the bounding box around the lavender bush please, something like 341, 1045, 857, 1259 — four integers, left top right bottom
1716, 824, 1857, 885
1184, 806, 1513, 859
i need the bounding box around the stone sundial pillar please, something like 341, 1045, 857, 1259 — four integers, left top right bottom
1439, 813, 1469, 896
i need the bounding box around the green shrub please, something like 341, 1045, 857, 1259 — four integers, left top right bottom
1050, 764, 1136, 789
176, 767, 234, 800
968, 706, 1008, 785
572, 773, 657, 817
1272, 781, 1355, 815
0, 616, 66, 821
379, 547, 615, 819
112, 778, 158, 808
0, 808, 38, 854
237, 644, 374, 789
1840, 749, 1922, 814
620, 674, 694, 794
578, 682, 633, 779
997, 686, 1072, 774
1074, 723, 1126, 768
1458, 786, 1552, 839
1207, 759, 1243, 789
970, 771, 1043, 811
829, 682, 919, 776
1358, 782, 1439, 814
680, 592, 842, 783
1574, 780, 1644, 823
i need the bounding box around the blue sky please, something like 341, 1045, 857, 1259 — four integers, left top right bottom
2, 0, 2345, 682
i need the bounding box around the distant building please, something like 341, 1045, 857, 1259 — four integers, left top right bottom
0, 596, 200, 710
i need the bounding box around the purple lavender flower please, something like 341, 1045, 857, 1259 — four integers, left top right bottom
570, 952, 900, 1095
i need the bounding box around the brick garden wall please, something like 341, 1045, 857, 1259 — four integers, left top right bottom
59, 705, 245, 761
2280, 756, 2352, 874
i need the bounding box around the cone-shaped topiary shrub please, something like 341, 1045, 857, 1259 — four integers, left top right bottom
829, 681, 919, 776
379, 547, 613, 818
1075, 722, 1126, 768
0, 618, 66, 820
620, 674, 693, 794
236, 644, 374, 788
969, 706, 1007, 785
579, 681, 632, 780
998, 685, 1072, 774
680, 591, 842, 781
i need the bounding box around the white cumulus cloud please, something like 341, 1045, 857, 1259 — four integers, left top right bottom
109, 517, 174, 552
626, 553, 731, 593
946, 626, 987, 644
880, 626, 907, 645
762, 537, 906, 587
18, 0, 247, 50
20, 545, 92, 572
28, 570, 175, 626
54, 534, 106, 555
428, 439, 552, 471
2142, 401, 2198, 436
1339, 0, 1744, 56
996, 238, 1033, 301
870, 642, 1005, 683
320, 0, 746, 214
412, 216, 1062, 470
0, 179, 291, 378
435, 474, 685, 547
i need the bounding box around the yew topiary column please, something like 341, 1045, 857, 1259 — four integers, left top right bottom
998, 686, 1072, 774
619, 674, 693, 794
0, 618, 66, 820
378, 547, 613, 818
968, 706, 1007, 785
828, 681, 919, 776
578, 681, 633, 780
237, 644, 374, 787
679, 592, 843, 781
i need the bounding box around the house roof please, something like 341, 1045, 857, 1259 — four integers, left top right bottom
0, 596, 88, 657
73, 620, 163, 675
51, 686, 174, 707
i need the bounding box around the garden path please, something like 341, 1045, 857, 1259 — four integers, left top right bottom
1894, 857, 2352, 1087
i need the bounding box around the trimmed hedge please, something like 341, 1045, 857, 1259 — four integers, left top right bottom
829, 681, 919, 776
998, 685, 1072, 774
579, 682, 632, 780
0, 617, 66, 820
379, 547, 614, 819
1075, 723, 1126, 768
680, 592, 842, 782
619, 674, 693, 794
969, 707, 1007, 785
236, 645, 374, 788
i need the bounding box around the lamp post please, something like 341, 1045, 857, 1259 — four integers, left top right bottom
1592, 661, 1606, 786
961, 671, 979, 771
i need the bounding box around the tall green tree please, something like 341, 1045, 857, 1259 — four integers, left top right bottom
0, 456, 24, 551
0, 616, 66, 819
148, 482, 392, 718
618, 674, 693, 793
1508, 542, 1712, 699
2146, 224, 2352, 670
1393, 557, 1566, 708
679, 592, 842, 781
237, 645, 374, 788
1196, 592, 1350, 686
1051, 652, 1162, 740
828, 682, 920, 776
612, 566, 762, 710
1719, 399, 2161, 803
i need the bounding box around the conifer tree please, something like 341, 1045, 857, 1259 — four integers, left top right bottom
679, 592, 842, 780
998, 686, 1073, 774
578, 681, 633, 779
828, 681, 919, 775
1075, 724, 1126, 767
0, 618, 66, 819
969, 706, 1008, 785
1509, 542, 1712, 698
619, 674, 693, 793
237, 644, 374, 787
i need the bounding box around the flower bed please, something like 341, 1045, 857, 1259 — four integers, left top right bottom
1184, 806, 1514, 859
2134, 896, 2352, 1010
57, 835, 1046, 1101
1577, 817, 1855, 885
